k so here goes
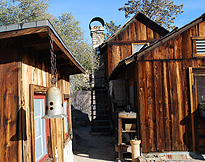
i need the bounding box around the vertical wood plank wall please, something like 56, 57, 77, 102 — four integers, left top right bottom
21, 48, 70, 162
106, 19, 163, 76
116, 22, 205, 152
0, 37, 71, 162
0, 38, 21, 161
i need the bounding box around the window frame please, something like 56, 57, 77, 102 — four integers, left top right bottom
189, 67, 205, 152
63, 94, 72, 145
30, 85, 52, 162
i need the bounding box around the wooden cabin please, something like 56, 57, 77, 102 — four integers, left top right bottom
0, 20, 85, 162
109, 13, 205, 156
90, 13, 169, 133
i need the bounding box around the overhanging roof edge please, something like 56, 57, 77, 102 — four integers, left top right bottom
0, 20, 86, 74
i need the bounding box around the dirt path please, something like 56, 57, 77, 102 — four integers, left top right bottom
72, 126, 116, 162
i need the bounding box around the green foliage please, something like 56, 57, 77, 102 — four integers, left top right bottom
51, 13, 99, 93
0, 0, 98, 93
104, 20, 121, 40
51, 13, 98, 71
119, 0, 183, 30
0, 0, 50, 25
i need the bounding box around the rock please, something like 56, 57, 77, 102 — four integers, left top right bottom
72, 109, 90, 127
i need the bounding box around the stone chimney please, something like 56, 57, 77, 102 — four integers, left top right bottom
89, 17, 105, 50
90, 26, 104, 50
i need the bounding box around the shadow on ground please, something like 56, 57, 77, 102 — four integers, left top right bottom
72, 125, 115, 162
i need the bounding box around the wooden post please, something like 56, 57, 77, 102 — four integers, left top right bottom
189, 67, 195, 152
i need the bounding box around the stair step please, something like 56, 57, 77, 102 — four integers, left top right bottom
92, 126, 109, 129
92, 114, 108, 116
93, 120, 109, 122
92, 109, 108, 111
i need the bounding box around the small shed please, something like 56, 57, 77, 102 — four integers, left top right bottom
109, 13, 205, 155
0, 20, 85, 162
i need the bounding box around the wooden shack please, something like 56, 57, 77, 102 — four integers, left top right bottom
0, 20, 85, 162
109, 13, 205, 155
90, 13, 169, 133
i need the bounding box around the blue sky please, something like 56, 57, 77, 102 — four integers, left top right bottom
48, 0, 205, 44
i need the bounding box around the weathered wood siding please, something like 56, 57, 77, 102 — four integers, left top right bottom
21, 47, 70, 162
116, 21, 205, 153
0, 38, 71, 161
0, 38, 21, 161
106, 19, 163, 76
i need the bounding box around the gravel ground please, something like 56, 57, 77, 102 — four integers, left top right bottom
72, 125, 116, 162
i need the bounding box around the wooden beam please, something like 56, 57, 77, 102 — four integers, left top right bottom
0, 26, 48, 40
107, 39, 157, 46
22, 37, 49, 48
188, 67, 196, 152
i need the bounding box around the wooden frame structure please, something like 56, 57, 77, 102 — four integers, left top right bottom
0, 20, 85, 162
108, 13, 205, 154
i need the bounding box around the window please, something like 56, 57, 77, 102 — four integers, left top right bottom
64, 100, 68, 136
196, 40, 205, 54
34, 95, 49, 162
189, 67, 205, 152
192, 37, 205, 57
132, 43, 148, 54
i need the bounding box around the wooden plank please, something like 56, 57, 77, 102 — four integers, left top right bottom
174, 34, 183, 59
182, 29, 192, 59
198, 21, 205, 36
143, 51, 152, 61
147, 26, 154, 40
111, 45, 120, 73
153, 61, 165, 152
56, 118, 64, 162
136, 21, 140, 40
162, 61, 171, 151
0, 26, 48, 40
137, 61, 148, 152
145, 61, 156, 152
29, 84, 35, 161
175, 61, 185, 150
188, 67, 196, 152
107, 46, 112, 76
168, 61, 177, 150
140, 22, 147, 40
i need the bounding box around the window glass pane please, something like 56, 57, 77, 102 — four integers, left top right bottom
35, 118, 41, 137
34, 98, 47, 161
133, 44, 145, 54
196, 76, 205, 104
35, 137, 43, 160
64, 101, 68, 134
